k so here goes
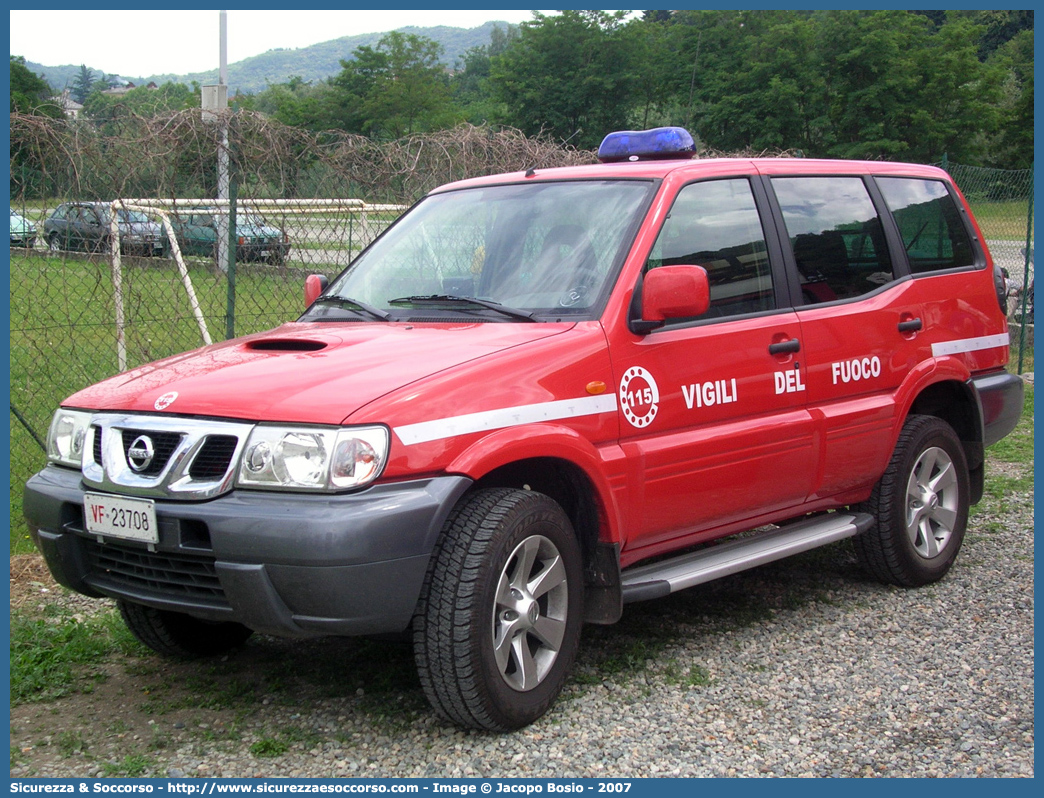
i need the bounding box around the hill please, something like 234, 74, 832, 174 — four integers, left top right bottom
25, 21, 513, 95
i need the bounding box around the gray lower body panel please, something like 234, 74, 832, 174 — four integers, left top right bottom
970, 370, 1025, 447
24, 465, 472, 637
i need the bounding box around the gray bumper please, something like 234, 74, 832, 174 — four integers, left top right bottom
24, 466, 472, 638
970, 370, 1025, 447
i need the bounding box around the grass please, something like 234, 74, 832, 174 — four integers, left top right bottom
9, 605, 143, 703
100, 754, 156, 777
250, 738, 289, 758
965, 199, 1033, 241
9, 249, 306, 552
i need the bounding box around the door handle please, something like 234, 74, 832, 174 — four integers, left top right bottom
768, 338, 801, 355
898, 318, 923, 333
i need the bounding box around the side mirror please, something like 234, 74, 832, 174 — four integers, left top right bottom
632, 265, 710, 333
304, 274, 329, 308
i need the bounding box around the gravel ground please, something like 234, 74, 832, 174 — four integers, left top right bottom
10, 447, 1034, 778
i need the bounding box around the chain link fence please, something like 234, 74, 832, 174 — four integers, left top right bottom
942, 160, 1035, 372
9, 113, 597, 547
9, 111, 1034, 550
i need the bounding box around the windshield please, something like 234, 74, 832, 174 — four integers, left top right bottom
116, 209, 152, 224
323, 180, 654, 320
98, 208, 152, 224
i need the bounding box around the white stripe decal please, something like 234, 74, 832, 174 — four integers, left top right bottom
931, 333, 1010, 357
394, 394, 619, 446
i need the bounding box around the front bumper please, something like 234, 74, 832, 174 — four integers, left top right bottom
24, 465, 472, 638
121, 239, 165, 257
238, 241, 290, 263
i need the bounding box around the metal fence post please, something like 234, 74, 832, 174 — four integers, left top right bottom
1018, 175, 1033, 374
226, 181, 238, 340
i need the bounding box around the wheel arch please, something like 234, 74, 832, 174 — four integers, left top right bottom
447, 425, 625, 623
901, 368, 985, 503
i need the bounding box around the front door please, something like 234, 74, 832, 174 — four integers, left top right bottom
612, 177, 815, 555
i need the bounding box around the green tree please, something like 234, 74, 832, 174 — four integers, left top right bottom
70, 64, 95, 104
623, 16, 690, 130
452, 24, 518, 125
987, 29, 1034, 168
818, 11, 1000, 162
332, 31, 457, 138
489, 10, 637, 149
82, 81, 199, 121
684, 10, 828, 154
668, 10, 1003, 164
243, 76, 354, 132
10, 56, 62, 117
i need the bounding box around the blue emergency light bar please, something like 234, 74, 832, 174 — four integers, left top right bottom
597, 127, 696, 163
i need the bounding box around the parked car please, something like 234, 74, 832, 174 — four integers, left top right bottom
10, 208, 36, 248
43, 202, 165, 257
25, 127, 1023, 732
170, 208, 291, 265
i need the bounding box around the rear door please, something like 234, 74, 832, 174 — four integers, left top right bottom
611, 176, 815, 554
873, 175, 1006, 374
69, 205, 94, 251
78, 205, 107, 252
765, 173, 921, 501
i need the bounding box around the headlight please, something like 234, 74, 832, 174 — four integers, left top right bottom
237, 425, 388, 491
47, 409, 92, 467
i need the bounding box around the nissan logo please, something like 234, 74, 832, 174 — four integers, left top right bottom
127, 435, 155, 473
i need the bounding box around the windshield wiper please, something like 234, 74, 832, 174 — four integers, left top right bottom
388, 295, 537, 322
311, 295, 391, 321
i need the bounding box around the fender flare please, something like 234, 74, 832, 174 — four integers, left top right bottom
892, 356, 980, 444
447, 423, 626, 544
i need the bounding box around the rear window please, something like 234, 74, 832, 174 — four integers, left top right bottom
772, 177, 894, 304
876, 177, 976, 274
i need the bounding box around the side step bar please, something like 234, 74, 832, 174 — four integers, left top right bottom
620, 512, 874, 604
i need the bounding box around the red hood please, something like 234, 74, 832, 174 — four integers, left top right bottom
65, 322, 573, 424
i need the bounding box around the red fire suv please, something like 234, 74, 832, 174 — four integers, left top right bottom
25, 128, 1023, 731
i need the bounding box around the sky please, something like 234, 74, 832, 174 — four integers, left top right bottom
9, 9, 554, 78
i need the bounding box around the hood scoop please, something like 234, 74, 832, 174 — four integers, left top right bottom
246, 339, 328, 352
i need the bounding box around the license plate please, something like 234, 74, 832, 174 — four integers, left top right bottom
84, 493, 159, 544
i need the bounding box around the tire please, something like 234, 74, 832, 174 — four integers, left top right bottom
854, 415, 969, 587
413, 488, 584, 731
47, 233, 62, 253
117, 599, 253, 658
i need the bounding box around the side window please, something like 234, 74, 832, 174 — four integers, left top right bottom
876, 177, 975, 274
772, 177, 894, 304
646, 178, 774, 320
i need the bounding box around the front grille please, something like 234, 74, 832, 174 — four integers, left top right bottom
121, 429, 182, 476
85, 539, 228, 607
190, 435, 239, 479
82, 414, 252, 500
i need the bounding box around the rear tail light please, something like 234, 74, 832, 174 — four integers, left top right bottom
994, 265, 1009, 314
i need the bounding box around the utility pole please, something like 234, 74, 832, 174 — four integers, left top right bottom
216, 10, 230, 273
202, 11, 230, 272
